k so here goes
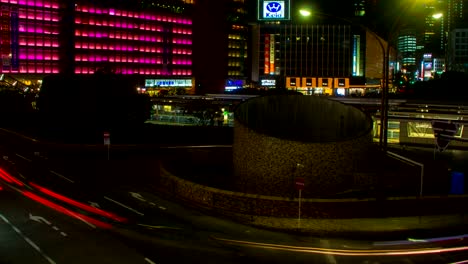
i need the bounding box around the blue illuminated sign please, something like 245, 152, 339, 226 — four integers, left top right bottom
258, 0, 290, 21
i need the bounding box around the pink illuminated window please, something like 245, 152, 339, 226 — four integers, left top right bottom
52, 53, 59, 60
44, 12, 51, 21
45, 66, 51, 73
28, 66, 35, 73
52, 67, 59, 73
109, 9, 115, 15
19, 37, 27, 46
96, 43, 101, 49
75, 55, 81, 61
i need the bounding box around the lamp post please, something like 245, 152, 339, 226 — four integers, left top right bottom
298, 6, 438, 151
298, 9, 388, 150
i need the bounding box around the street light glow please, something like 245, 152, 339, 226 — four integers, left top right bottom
299, 9, 311, 17
432, 13, 443, 19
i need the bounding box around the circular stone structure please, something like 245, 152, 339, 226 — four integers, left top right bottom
233, 95, 373, 197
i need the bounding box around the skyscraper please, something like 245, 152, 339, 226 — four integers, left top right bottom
192, 0, 250, 94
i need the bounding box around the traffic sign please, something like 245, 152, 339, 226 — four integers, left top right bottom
103, 131, 110, 145
431, 120, 459, 152
294, 177, 305, 190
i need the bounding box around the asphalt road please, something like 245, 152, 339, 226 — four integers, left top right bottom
1, 128, 468, 263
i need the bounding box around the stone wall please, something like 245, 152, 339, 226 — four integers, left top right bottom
157, 164, 468, 233
233, 95, 374, 197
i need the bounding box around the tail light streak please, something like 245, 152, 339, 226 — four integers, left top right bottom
29, 182, 127, 223
0, 167, 24, 186
23, 191, 112, 229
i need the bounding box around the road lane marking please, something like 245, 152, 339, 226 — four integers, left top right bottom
15, 153, 32, 162
0, 214, 56, 264
129, 192, 146, 202
29, 213, 52, 225
138, 223, 181, 230
144, 257, 157, 264
104, 196, 144, 216
50, 171, 75, 183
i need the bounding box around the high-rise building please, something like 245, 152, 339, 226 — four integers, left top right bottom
447, 28, 468, 72
192, 0, 250, 94
250, 0, 395, 95
0, 0, 194, 94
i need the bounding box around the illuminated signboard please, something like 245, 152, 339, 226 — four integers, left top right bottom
261, 79, 276, 86
145, 79, 192, 88
258, 0, 290, 21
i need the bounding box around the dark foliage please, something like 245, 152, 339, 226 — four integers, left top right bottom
37, 73, 151, 135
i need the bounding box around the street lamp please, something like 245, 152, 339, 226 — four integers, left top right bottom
297, 8, 389, 150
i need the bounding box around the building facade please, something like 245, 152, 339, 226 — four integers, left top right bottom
250, 0, 393, 95
0, 0, 194, 95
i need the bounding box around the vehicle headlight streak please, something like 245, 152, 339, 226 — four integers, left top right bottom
212, 237, 468, 256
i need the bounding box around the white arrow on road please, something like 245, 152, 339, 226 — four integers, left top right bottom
89, 201, 100, 208
29, 213, 52, 225
129, 192, 146, 202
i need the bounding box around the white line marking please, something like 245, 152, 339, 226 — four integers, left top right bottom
0, 214, 56, 264
52, 226, 59, 231
60, 232, 67, 237
144, 257, 157, 264
158, 206, 166, 210
15, 153, 32, 162
104, 196, 144, 216
50, 171, 75, 183
29, 213, 52, 225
